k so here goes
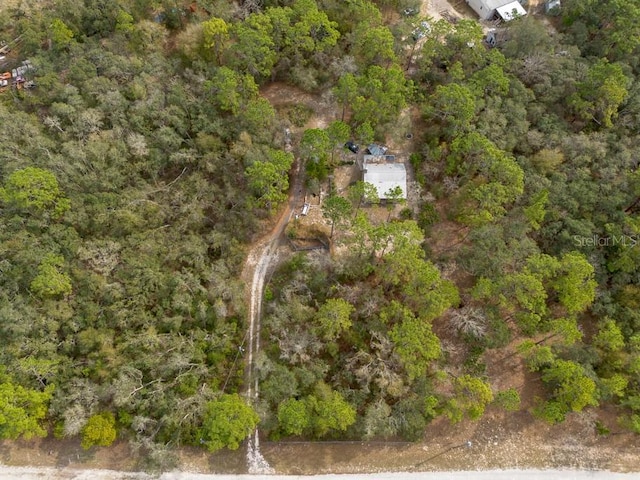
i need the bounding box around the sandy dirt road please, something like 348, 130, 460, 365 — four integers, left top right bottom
0, 466, 639, 480
242, 135, 306, 473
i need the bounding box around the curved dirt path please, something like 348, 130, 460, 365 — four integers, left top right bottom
242, 142, 305, 473
242, 83, 328, 472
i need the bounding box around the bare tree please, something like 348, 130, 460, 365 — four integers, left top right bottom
449, 306, 487, 339
62, 404, 89, 436
240, 0, 262, 17
520, 53, 549, 86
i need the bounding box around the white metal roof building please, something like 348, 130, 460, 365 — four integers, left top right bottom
362, 162, 407, 200
496, 1, 527, 20
466, 0, 526, 20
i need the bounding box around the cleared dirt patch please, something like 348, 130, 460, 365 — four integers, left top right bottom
261, 82, 339, 131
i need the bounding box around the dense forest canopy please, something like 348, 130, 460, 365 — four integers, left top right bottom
1, 0, 640, 469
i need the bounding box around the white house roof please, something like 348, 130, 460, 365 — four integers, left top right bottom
496, 1, 527, 20
481, 0, 513, 9
363, 163, 407, 200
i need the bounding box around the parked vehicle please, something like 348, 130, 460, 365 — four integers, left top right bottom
345, 141, 359, 154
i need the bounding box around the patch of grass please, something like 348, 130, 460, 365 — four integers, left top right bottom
595, 420, 611, 436
463, 343, 487, 376
417, 202, 439, 233
400, 207, 413, 220
495, 388, 521, 412
409, 152, 422, 169
430, 182, 446, 200
483, 310, 512, 349
264, 285, 274, 302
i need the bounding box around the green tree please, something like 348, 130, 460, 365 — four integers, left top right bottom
552, 252, 597, 315
533, 400, 567, 425
302, 128, 332, 181
446, 375, 494, 423
262, 365, 299, 406
539, 360, 599, 422
352, 65, 411, 128
347, 180, 379, 215
1, 167, 70, 217
241, 98, 277, 138
569, 59, 630, 127
447, 132, 524, 226
81, 412, 117, 449
326, 120, 351, 165
321, 0, 383, 33
207, 67, 258, 115
245, 148, 293, 210
545, 317, 583, 346
50, 19, 74, 49
354, 121, 374, 145
352, 23, 396, 66
474, 271, 546, 334
266, 0, 340, 65
334, 73, 358, 121
385, 185, 405, 221
308, 383, 356, 437
199, 394, 260, 452
523, 189, 549, 231
277, 398, 309, 436
202, 17, 229, 63
315, 298, 354, 341
563, 0, 640, 59
426, 83, 476, 134
469, 63, 511, 97
322, 195, 352, 239
494, 388, 521, 411
30, 253, 73, 299
288, 0, 340, 55
441, 19, 485, 64
375, 221, 459, 318
593, 318, 625, 353
390, 309, 441, 381
115, 9, 134, 34
518, 340, 555, 372
229, 13, 277, 79
0, 372, 53, 440
301, 128, 331, 163
599, 374, 628, 400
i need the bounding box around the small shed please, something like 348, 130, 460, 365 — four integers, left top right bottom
466, 0, 526, 21
545, 0, 560, 14
366, 144, 388, 156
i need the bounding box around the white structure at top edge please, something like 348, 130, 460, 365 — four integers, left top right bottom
466, 0, 527, 21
